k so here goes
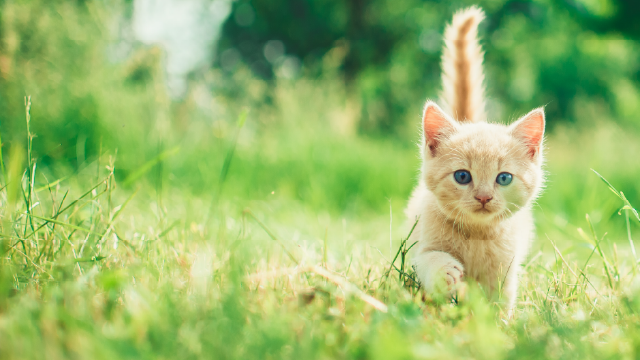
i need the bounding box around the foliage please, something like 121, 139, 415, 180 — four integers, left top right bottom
219, 0, 640, 134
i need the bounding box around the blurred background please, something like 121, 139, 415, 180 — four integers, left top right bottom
0, 0, 639, 243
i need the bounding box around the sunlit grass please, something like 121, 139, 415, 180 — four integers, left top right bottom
1, 91, 640, 359
3, 1, 640, 358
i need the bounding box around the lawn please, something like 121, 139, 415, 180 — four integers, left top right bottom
2, 91, 640, 359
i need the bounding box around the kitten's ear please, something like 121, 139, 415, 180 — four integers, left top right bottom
423, 101, 457, 157
510, 107, 545, 159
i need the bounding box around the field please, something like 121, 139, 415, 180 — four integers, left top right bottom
3, 1, 640, 359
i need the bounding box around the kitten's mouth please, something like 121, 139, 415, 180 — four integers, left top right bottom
474, 208, 492, 214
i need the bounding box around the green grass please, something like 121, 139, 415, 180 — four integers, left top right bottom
2, 90, 640, 360
2, 4, 640, 356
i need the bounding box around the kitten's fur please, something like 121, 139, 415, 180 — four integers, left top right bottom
407, 6, 545, 309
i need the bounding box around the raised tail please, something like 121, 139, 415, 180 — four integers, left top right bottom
440, 6, 486, 123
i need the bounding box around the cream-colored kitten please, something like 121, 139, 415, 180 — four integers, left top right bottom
407, 6, 545, 309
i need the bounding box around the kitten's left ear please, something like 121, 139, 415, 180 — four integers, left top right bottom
509, 107, 545, 159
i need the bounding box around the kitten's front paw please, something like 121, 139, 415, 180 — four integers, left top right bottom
414, 251, 465, 295
442, 261, 464, 289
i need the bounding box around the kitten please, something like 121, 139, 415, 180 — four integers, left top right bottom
407, 6, 545, 310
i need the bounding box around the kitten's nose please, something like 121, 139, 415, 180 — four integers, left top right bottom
475, 195, 493, 206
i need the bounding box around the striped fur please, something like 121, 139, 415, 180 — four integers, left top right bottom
440, 6, 486, 123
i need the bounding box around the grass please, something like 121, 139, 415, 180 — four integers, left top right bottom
1, 91, 640, 360
4, 1, 640, 358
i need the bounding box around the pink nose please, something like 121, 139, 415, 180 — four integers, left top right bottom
475, 195, 493, 206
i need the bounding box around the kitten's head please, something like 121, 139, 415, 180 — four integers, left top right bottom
421, 101, 545, 224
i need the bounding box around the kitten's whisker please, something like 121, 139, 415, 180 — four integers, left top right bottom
438, 202, 458, 235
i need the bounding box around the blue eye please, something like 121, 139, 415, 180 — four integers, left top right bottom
496, 172, 513, 186
454, 170, 472, 184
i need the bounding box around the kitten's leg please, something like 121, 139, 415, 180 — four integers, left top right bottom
500, 268, 519, 317
414, 250, 464, 295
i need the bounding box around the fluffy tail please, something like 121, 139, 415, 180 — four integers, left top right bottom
440, 6, 486, 123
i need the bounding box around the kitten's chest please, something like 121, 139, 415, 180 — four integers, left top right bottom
455, 237, 515, 289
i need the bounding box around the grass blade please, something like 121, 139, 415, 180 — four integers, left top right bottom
244, 208, 299, 265
219, 109, 249, 191
122, 147, 179, 186
586, 214, 614, 289
29, 214, 102, 236
591, 169, 621, 199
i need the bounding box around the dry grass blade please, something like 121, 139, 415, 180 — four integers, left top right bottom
309, 265, 388, 313
247, 266, 305, 282
247, 265, 389, 312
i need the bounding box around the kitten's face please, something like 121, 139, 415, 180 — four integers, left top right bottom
421, 102, 545, 225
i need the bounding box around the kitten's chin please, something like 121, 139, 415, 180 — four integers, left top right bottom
466, 207, 502, 223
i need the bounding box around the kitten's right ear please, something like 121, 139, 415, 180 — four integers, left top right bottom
509, 107, 545, 159
423, 101, 457, 157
